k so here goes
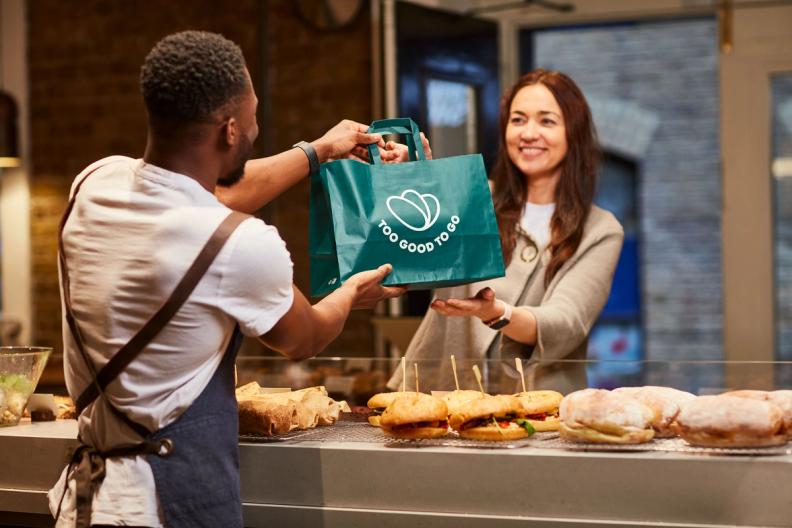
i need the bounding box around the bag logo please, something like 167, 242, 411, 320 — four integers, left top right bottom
378, 187, 460, 254
386, 189, 441, 232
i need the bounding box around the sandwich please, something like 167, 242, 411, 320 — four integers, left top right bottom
675, 395, 786, 447
441, 389, 488, 416
513, 390, 563, 432
559, 389, 655, 444
449, 395, 535, 441
379, 392, 449, 439
367, 391, 407, 427
613, 386, 695, 438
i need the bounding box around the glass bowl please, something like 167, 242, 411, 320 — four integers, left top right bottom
0, 347, 52, 427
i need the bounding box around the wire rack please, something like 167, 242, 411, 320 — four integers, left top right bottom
240, 421, 792, 455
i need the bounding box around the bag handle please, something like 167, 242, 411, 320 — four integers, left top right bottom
366, 118, 426, 164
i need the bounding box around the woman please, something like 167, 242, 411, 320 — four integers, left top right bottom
389, 69, 623, 394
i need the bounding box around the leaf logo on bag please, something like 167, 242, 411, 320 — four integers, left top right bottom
386, 189, 441, 232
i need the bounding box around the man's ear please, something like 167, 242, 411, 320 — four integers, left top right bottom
223, 117, 238, 147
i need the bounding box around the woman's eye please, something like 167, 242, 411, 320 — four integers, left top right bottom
510, 117, 525, 125
542, 119, 556, 125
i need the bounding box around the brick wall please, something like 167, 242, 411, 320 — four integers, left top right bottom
533, 18, 723, 362
262, 0, 374, 357
27, 0, 374, 384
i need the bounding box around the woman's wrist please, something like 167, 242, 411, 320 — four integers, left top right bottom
480, 299, 506, 323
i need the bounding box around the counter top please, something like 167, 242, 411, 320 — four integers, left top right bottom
2, 420, 792, 527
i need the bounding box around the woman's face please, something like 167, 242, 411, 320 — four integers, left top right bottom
505, 83, 568, 182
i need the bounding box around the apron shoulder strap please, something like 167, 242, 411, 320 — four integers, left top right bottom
59, 163, 250, 432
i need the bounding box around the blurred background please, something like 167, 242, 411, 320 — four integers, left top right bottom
1, 0, 791, 393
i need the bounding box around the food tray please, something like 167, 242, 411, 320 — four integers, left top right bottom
532, 432, 792, 456
241, 421, 792, 455
240, 420, 534, 448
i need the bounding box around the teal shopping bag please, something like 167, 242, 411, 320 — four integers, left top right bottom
309, 118, 505, 297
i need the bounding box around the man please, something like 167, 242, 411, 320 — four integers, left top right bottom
49, 31, 404, 527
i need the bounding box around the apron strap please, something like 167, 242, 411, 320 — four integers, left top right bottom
58, 162, 249, 431
73, 209, 249, 416
63, 440, 173, 528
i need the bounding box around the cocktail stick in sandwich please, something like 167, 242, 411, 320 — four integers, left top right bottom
559, 389, 655, 444
513, 390, 564, 432
675, 395, 786, 447
367, 392, 408, 427
449, 395, 535, 441
379, 392, 449, 439
613, 386, 695, 438
720, 390, 792, 439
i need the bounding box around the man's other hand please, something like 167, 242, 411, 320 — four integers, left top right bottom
343, 264, 407, 309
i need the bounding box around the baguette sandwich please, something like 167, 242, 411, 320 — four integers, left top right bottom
379, 392, 449, 439
449, 395, 535, 441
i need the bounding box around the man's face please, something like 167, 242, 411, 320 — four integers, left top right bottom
218, 72, 259, 188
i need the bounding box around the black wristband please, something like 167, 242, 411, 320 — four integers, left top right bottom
292, 140, 320, 175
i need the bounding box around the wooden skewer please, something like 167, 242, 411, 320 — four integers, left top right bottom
414, 363, 419, 394
450, 355, 460, 391
472, 365, 485, 394
515, 357, 527, 393
400, 357, 406, 393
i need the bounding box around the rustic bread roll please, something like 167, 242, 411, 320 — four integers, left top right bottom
235, 381, 262, 398
559, 389, 655, 444
720, 390, 792, 439
675, 395, 787, 447
769, 391, 792, 438
237, 398, 298, 436
613, 386, 696, 438
514, 390, 563, 432
54, 395, 77, 420
379, 392, 449, 439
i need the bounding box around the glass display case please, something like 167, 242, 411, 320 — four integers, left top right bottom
236, 356, 792, 406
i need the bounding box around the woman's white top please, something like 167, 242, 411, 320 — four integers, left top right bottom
519, 201, 555, 250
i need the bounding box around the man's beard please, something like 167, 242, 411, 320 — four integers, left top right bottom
218, 133, 254, 188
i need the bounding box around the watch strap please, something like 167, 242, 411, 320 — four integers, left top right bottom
484, 300, 512, 330
292, 140, 320, 175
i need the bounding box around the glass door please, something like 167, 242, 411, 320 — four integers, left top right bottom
721, 3, 792, 372
772, 73, 792, 362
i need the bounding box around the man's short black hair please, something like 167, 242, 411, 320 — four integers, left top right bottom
140, 31, 248, 125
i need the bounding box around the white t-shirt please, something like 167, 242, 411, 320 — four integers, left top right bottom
48, 156, 295, 527
520, 201, 556, 250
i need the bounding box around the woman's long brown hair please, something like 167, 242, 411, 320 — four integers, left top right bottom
491, 69, 600, 287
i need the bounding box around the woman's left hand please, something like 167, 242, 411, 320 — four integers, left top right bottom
380, 132, 433, 164
430, 287, 503, 322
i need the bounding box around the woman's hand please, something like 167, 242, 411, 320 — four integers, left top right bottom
430, 287, 503, 322
381, 132, 433, 164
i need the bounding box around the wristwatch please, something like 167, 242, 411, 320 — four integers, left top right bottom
292, 140, 320, 175
483, 300, 512, 330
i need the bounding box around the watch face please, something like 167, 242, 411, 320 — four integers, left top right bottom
489, 318, 510, 330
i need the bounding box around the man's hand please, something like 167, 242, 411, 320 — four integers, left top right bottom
430, 287, 502, 322
342, 264, 407, 309
312, 119, 389, 163
381, 132, 433, 164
